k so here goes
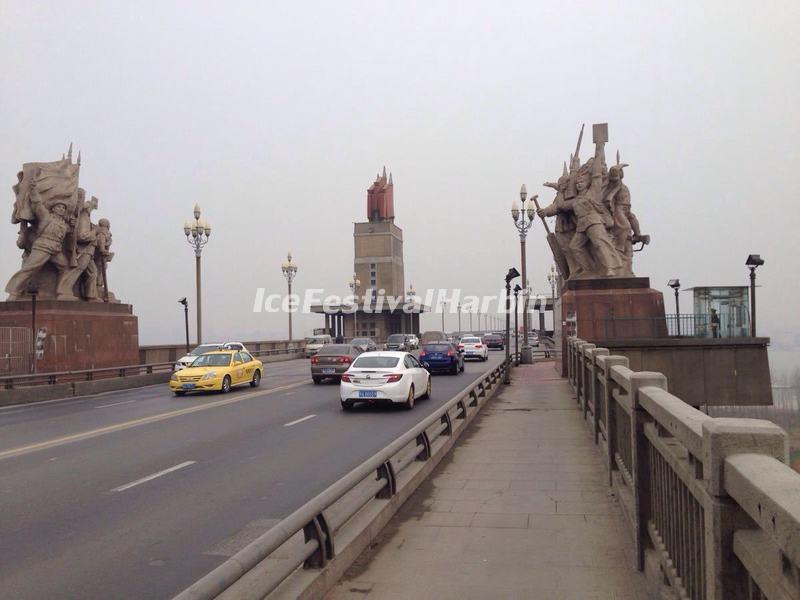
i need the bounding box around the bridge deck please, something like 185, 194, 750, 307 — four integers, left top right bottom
327, 361, 648, 599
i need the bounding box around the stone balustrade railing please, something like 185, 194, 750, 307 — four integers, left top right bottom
567, 337, 800, 600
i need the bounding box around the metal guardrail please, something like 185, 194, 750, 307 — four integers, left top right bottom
568, 337, 799, 600
1, 347, 302, 390
173, 357, 515, 600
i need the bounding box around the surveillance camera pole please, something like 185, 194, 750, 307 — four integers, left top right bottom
749, 266, 757, 337
504, 278, 512, 384
183, 302, 190, 354
27, 282, 38, 373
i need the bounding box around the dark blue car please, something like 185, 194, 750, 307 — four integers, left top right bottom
419, 342, 464, 375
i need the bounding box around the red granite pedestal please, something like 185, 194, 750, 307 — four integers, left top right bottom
0, 300, 139, 373
558, 277, 665, 375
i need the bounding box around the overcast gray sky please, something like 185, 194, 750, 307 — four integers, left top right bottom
1, 1, 798, 362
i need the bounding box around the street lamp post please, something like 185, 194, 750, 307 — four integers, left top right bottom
184, 205, 211, 344
281, 252, 298, 343
513, 284, 521, 366
745, 255, 764, 336
440, 300, 447, 334
469, 310, 473, 332
349, 273, 361, 339
26, 281, 38, 373
668, 279, 681, 336
457, 302, 462, 335
504, 268, 520, 384
178, 297, 190, 353
512, 185, 536, 363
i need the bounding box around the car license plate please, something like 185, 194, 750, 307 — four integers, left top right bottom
322, 368, 335, 374
358, 390, 378, 398
430, 353, 442, 359
181, 383, 195, 390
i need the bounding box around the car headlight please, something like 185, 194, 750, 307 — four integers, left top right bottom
201, 371, 217, 381
170, 373, 178, 381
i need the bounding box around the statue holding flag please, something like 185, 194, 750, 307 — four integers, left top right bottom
5, 146, 116, 301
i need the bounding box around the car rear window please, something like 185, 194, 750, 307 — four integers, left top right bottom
387, 335, 405, 342
353, 356, 400, 369
424, 344, 452, 352
462, 337, 481, 343
190, 354, 232, 367
318, 345, 351, 354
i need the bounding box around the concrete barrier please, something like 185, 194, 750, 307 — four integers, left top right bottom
72, 372, 171, 397
0, 383, 76, 407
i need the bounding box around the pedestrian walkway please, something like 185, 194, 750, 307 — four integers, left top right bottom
326, 361, 648, 599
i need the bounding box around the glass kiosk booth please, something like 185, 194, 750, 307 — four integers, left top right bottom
687, 286, 750, 338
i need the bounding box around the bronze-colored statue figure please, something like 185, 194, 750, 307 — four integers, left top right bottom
56, 193, 100, 300
605, 153, 650, 277
94, 218, 115, 302
539, 164, 579, 277
5, 178, 72, 298
568, 137, 622, 278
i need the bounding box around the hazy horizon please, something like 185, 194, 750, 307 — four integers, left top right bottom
1, 1, 798, 357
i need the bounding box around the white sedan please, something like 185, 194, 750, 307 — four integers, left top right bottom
458, 336, 488, 361
340, 352, 431, 410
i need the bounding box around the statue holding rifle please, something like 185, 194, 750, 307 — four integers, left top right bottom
536, 123, 649, 281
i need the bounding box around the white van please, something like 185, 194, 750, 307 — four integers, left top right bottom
304, 334, 332, 357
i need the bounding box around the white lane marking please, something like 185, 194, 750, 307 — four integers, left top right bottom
0, 379, 310, 462
283, 392, 296, 396
111, 461, 196, 492
94, 400, 137, 409
283, 414, 316, 427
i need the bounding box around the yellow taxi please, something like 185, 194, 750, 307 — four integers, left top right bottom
169, 350, 263, 396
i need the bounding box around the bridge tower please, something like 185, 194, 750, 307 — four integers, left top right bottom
354, 167, 405, 303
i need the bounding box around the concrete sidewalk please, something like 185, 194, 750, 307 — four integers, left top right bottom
326, 361, 648, 599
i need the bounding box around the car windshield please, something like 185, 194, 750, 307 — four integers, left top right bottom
318, 344, 351, 355
462, 337, 481, 343
189, 344, 221, 356
353, 356, 400, 369
387, 335, 405, 342
351, 338, 371, 345
306, 336, 328, 344
424, 344, 452, 352
190, 354, 232, 367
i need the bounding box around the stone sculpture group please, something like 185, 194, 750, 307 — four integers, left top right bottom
5, 145, 116, 301
538, 123, 649, 280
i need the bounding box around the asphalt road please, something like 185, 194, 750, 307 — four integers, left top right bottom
0, 352, 505, 600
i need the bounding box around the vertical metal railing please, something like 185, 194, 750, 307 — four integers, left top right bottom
647, 441, 706, 600
0, 327, 33, 375
566, 338, 799, 600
